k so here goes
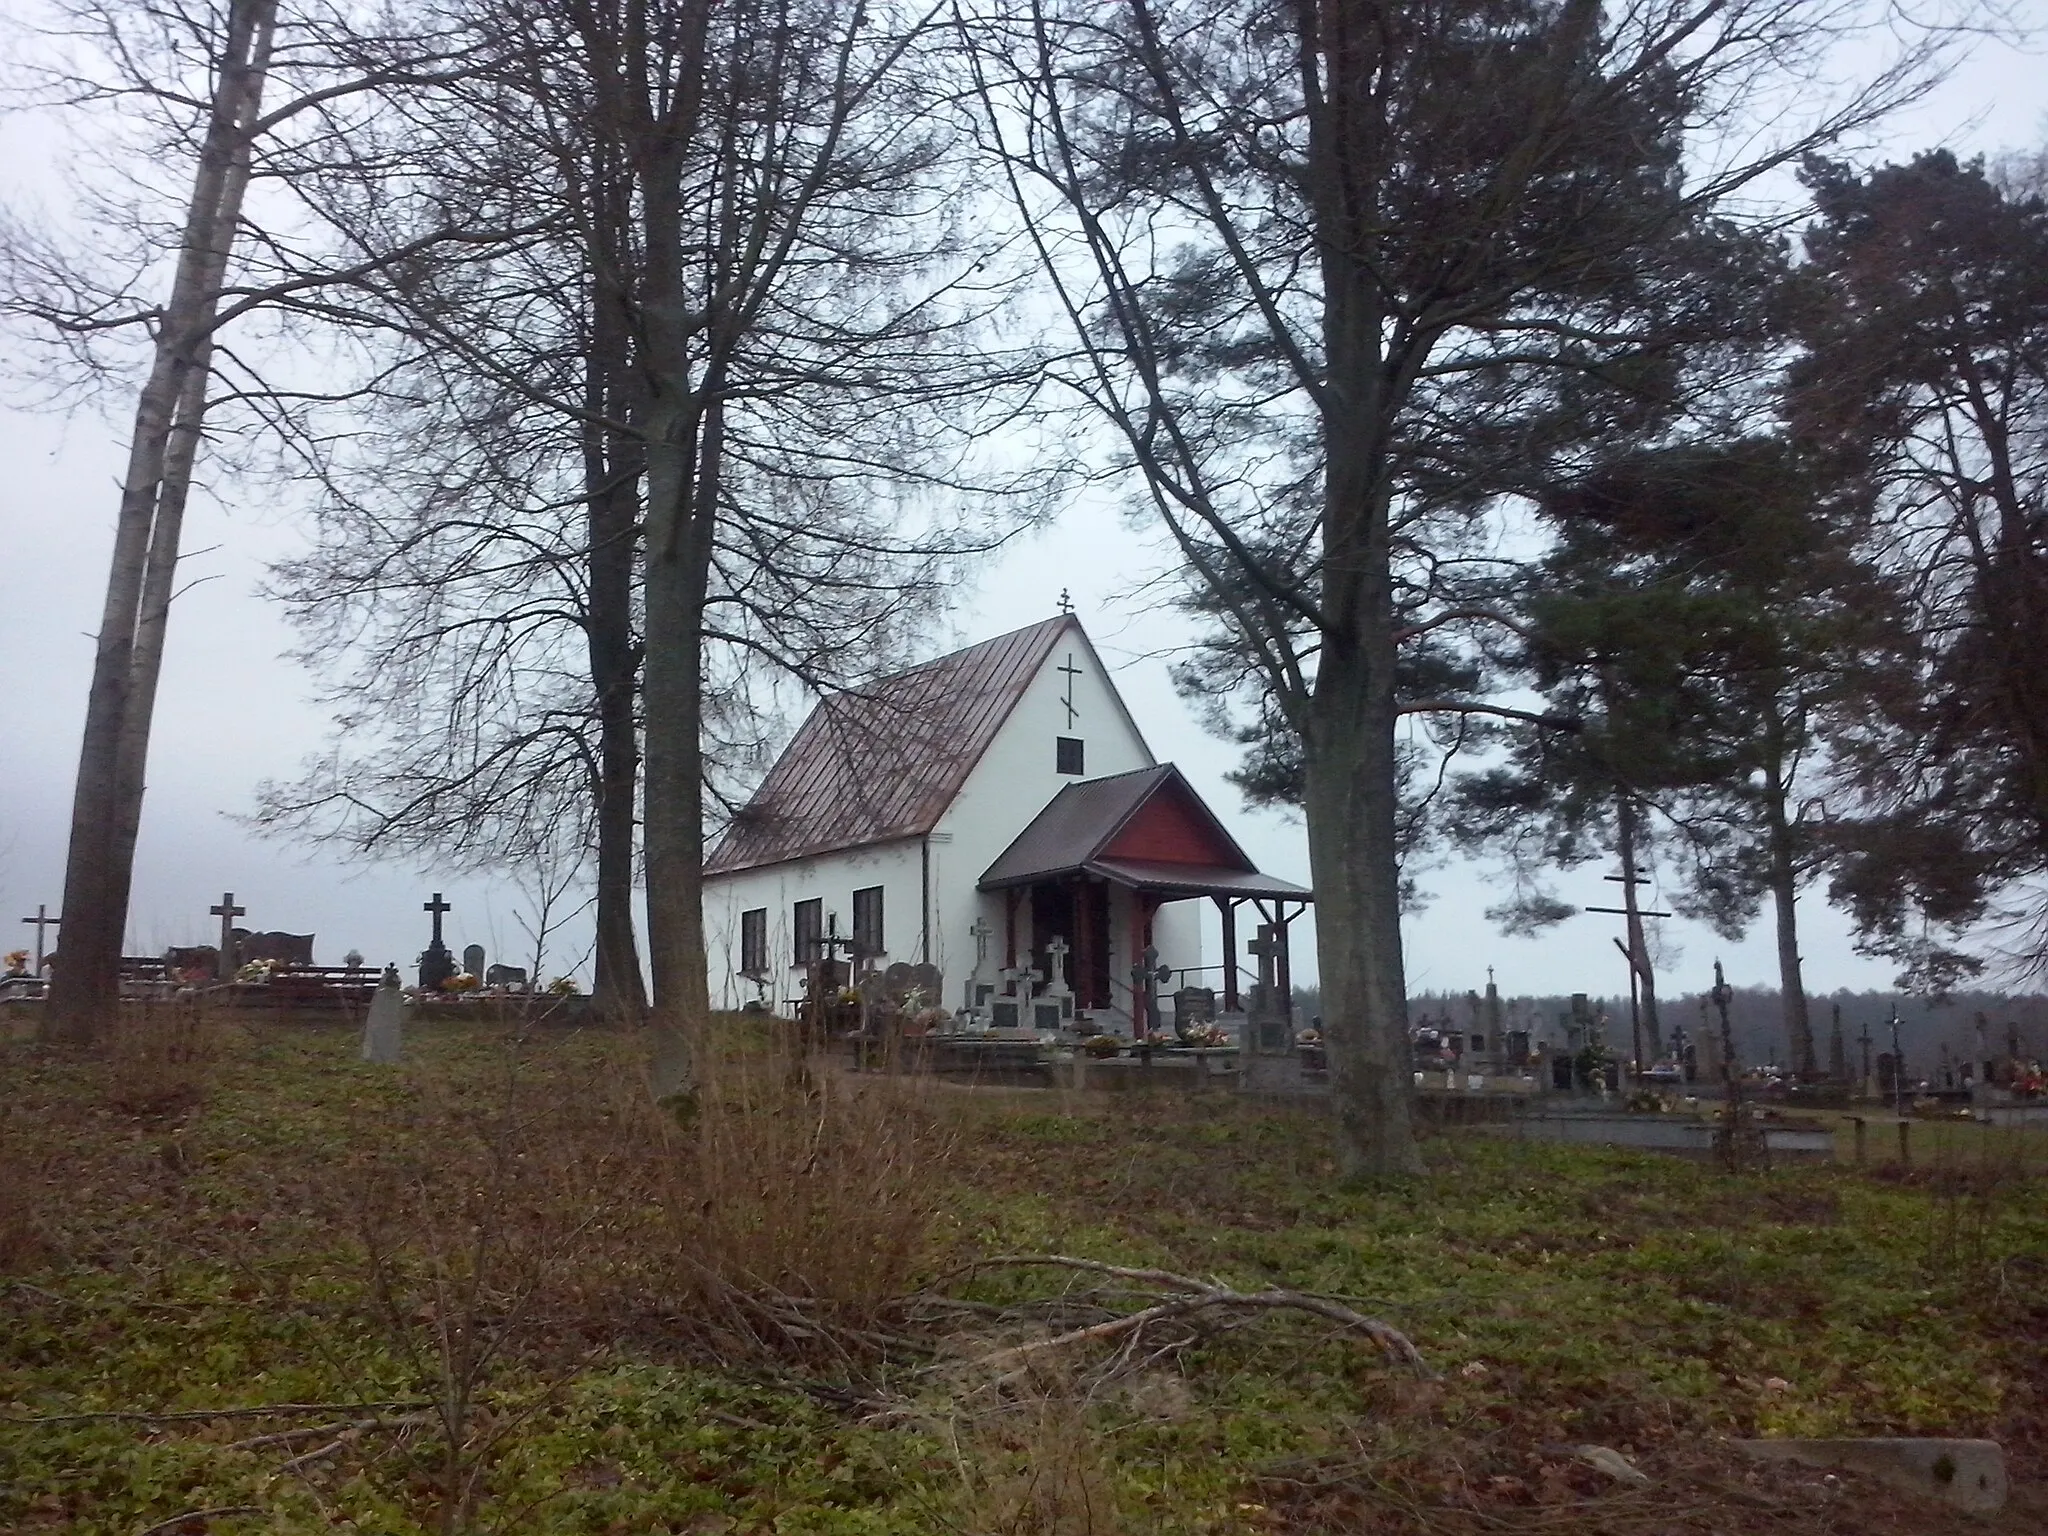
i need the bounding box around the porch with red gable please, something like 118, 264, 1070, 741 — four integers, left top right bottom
978, 765, 1311, 1033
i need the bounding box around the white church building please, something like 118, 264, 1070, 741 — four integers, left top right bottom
701, 615, 1311, 1037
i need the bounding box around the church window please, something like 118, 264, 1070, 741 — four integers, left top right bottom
853, 886, 884, 957
793, 898, 822, 963
1056, 736, 1085, 775
740, 908, 768, 974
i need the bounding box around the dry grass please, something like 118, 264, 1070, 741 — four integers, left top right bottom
942, 1369, 1128, 1536
104, 995, 225, 1119
669, 1052, 960, 1328
0, 1123, 39, 1274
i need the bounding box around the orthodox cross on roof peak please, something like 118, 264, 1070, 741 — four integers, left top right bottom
1058, 651, 1082, 729
1487, 965, 1495, 987
1057, 588, 1073, 615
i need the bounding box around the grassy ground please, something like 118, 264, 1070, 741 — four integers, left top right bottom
3, 1014, 2046, 1534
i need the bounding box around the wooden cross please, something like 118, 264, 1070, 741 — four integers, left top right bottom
18, 904, 60, 973
1058, 652, 1082, 728
422, 891, 452, 946
211, 892, 246, 978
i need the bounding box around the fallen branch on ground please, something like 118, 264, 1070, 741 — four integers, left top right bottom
228, 1412, 431, 1452
941, 1255, 1433, 1378
2, 1400, 433, 1426
134, 1506, 263, 1536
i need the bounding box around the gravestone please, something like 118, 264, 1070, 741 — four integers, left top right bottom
235, 930, 315, 966
361, 965, 405, 1064
1697, 1019, 1723, 1081
462, 943, 486, 979
1244, 927, 1287, 1052
965, 915, 996, 1012
485, 963, 527, 988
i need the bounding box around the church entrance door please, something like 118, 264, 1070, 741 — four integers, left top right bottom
1030, 880, 1111, 1008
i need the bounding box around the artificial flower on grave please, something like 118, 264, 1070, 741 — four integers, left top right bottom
547, 975, 578, 996
1082, 1034, 1123, 1058
236, 958, 281, 984
1183, 1023, 1232, 1048
1295, 1028, 1323, 1046
1142, 1029, 1173, 1048
3, 950, 29, 978
443, 972, 481, 993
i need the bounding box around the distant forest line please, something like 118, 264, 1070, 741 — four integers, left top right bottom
1285, 986, 2048, 1070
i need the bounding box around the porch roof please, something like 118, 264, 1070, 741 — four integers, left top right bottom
977, 764, 1312, 903
1086, 858, 1312, 902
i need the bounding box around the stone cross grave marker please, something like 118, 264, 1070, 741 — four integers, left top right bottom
362, 964, 405, 1064
211, 893, 246, 980
419, 893, 455, 990
1043, 935, 1071, 994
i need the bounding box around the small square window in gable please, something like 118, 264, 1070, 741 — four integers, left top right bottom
1056, 736, 1085, 775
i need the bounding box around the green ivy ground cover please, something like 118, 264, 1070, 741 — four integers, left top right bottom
3, 1021, 2043, 1534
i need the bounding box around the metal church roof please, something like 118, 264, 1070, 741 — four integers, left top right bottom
704, 615, 1081, 876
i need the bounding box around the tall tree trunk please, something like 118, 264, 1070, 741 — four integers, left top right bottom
637, 123, 717, 1104
1302, 652, 1423, 1179
43, 0, 277, 1046
1297, 0, 1420, 1177
1613, 790, 1664, 1058
639, 398, 716, 1100
1760, 707, 1815, 1075
583, 166, 649, 1025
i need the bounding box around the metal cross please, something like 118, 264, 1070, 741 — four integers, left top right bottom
1058, 652, 1082, 728
1057, 587, 1073, 614
423, 892, 452, 946
18, 904, 60, 973
968, 915, 992, 965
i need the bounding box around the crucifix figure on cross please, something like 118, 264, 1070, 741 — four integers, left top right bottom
211, 892, 246, 981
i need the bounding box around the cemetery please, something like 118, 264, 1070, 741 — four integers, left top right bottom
6, 1, 2047, 1526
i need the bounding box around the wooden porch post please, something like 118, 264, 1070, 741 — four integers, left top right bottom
1071, 876, 1088, 1005
1276, 903, 1294, 1021
1004, 887, 1018, 969
1128, 888, 1145, 1034
1217, 895, 1239, 1012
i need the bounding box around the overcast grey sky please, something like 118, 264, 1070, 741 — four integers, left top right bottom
1, 18, 2041, 997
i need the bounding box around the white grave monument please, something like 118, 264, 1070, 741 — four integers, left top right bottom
361, 964, 405, 1064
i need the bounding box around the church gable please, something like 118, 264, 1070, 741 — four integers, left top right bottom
1100, 778, 1250, 868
